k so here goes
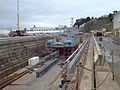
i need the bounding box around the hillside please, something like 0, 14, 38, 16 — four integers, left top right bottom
84, 17, 113, 31
74, 11, 118, 31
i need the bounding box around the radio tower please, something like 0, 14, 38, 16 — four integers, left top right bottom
70, 18, 74, 27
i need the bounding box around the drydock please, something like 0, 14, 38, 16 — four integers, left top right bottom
0, 34, 120, 90
0, 36, 47, 80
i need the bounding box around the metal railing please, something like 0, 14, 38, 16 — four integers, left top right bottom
68, 40, 88, 69
60, 39, 89, 90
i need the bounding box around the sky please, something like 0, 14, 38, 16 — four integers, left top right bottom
0, 0, 120, 29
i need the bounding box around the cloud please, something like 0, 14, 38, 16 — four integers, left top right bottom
0, 0, 120, 28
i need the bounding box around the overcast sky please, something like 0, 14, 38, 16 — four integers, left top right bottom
0, 0, 120, 29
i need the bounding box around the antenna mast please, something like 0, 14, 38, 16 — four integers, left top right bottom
70, 18, 74, 27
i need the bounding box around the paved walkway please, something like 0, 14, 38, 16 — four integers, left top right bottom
96, 62, 120, 90
79, 39, 93, 90
79, 37, 120, 90
102, 37, 120, 87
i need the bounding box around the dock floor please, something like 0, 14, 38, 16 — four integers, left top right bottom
2, 64, 62, 90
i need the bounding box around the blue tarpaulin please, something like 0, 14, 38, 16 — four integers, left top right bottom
63, 40, 73, 44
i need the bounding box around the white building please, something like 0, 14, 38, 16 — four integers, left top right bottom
113, 11, 120, 31
113, 11, 120, 43
64, 27, 79, 35
0, 27, 16, 37
28, 26, 64, 35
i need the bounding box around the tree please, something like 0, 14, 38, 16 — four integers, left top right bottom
73, 17, 91, 28
86, 17, 91, 21
108, 13, 114, 21
113, 11, 118, 15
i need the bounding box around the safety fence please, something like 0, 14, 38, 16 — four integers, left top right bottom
108, 50, 120, 87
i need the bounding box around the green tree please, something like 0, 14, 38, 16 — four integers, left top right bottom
108, 13, 114, 21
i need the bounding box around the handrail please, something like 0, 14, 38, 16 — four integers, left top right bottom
66, 39, 88, 68
68, 40, 88, 69
61, 39, 89, 90
66, 44, 81, 63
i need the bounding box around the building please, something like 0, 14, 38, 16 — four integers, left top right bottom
113, 11, 120, 44
28, 26, 64, 35
64, 27, 80, 35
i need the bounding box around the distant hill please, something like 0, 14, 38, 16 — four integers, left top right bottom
84, 16, 113, 31
74, 11, 118, 32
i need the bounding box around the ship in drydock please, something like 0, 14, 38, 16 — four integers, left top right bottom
47, 27, 82, 59
0, 25, 83, 90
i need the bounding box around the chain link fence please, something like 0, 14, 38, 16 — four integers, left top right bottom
104, 49, 120, 87
97, 36, 120, 87
110, 50, 120, 87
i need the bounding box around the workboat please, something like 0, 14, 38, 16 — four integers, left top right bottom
47, 27, 81, 59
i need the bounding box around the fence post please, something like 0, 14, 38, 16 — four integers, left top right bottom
112, 51, 115, 80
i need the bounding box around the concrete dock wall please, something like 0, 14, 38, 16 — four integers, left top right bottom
0, 36, 47, 79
